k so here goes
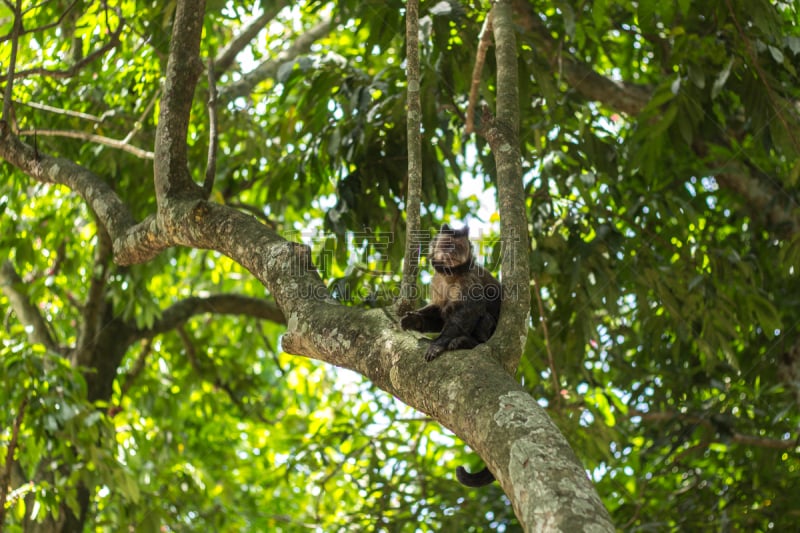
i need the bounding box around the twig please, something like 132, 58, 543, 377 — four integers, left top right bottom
121, 89, 159, 144
0, 0, 79, 44
258, 323, 286, 376
204, 58, 219, 198
0, 0, 78, 43
17, 128, 154, 159
629, 410, 798, 450
226, 202, 278, 229
532, 275, 560, 399
12, 24, 123, 80
465, 12, 494, 135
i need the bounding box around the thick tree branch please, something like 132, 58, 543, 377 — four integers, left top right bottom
221, 17, 333, 102
153, 0, 206, 205
214, 2, 289, 76
485, 1, 530, 374
136, 294, 285, 339
0, 3, 612, 528
0, 261, 60, 353
0, 122, 137, 243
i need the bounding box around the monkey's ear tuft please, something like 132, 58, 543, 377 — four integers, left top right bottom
455, 225, 469, 237
440, 223, 451, 233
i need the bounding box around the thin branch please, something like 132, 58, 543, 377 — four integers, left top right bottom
0, 0, 79, 44
121, 89, 159, 144
17, 128, 155, 159
22, 0, 77, 21
214, 2, 289, 75
221, 17, 333, 101
226, 202, 278, 229
258, 323, 286, 376
115, 339, 153, 411
135, 294, 285, 339
0, 260, 60, 352
509, 0, 651, 116
178, 325, 274, 424
7, 99, 104, 123
203, 58, 219, 198
0, 396, 27, 532
510, 0, 800, 238
532, 275, 560, 399
12, 24, 123, 79
399, 0, 421, 313
630, 410, 797, 450
465, 12, 493, 135
2, 0, 23, 122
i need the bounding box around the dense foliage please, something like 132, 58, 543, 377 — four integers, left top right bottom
1, 0, 799, 531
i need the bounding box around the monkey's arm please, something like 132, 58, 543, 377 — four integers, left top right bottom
400, 304, 444, 333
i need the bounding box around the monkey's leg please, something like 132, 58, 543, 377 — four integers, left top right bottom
426, 303, 485, 361
472, 312, 498, 343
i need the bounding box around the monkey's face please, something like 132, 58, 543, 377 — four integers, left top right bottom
429, 225, 472, 270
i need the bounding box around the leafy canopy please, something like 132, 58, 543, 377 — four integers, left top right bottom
1, 0, 800, 531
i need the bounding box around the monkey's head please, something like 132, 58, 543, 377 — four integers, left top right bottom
429, 224, 472, 272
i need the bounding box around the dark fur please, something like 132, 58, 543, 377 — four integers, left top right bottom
400, 223, 501, 487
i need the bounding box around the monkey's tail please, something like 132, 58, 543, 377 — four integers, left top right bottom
455, 465, 495, 487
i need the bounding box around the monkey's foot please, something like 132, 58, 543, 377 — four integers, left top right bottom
425, 343, 446, 362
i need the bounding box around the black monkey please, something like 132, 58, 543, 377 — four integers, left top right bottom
401, 224, 501, 487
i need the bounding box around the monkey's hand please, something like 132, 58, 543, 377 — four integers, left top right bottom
400, 312, 425, 331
